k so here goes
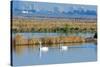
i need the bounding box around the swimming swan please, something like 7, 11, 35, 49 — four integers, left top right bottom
61, 46, 68, 51
39, 41, 48, 52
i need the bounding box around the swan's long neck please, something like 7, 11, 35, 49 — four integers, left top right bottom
39, 41, 42, 48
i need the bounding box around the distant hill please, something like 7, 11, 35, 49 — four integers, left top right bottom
12, 1, 97, 19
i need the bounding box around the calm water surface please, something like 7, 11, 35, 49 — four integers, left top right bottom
12, 33, 97, 66
12, 43, 97, 65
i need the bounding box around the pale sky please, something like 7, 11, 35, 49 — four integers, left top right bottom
12, 1, 97, 12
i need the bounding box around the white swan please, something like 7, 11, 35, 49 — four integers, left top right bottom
61, 46, 68, 51
60, 44, 68, 51
40, 47, 48, 52
39, 41, 48, 52
39, 41, 48, 58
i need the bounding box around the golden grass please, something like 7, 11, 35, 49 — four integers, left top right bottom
12, 18, 97, 32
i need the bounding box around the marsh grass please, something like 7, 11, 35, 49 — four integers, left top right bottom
12, 18, 97, 33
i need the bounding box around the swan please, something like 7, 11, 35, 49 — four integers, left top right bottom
61, 46, 68, 51
39, 41, 48, 52
40, 47, 48, 52
39, 41, 48, 58
60, 44, 68, 51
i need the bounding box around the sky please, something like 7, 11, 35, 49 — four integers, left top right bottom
12, 1, 97, 12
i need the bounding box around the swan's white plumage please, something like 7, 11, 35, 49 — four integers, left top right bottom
61, 46, 68, 51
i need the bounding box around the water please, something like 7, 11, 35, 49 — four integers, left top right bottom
12, 32, 95, 39
12, 42, 97, 66
12, 32, 97, 66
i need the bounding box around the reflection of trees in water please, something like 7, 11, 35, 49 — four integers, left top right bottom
12, 45, 27, 55
12, 44, 37, 55
12, 42, 83, 54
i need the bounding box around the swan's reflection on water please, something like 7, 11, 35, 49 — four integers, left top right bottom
13, 43, 70, 57
12, 42, 97, 66
38, 41, 69, 58
12, 42, 96, 56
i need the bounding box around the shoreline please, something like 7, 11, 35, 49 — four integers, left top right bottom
12, 34, 97, 45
